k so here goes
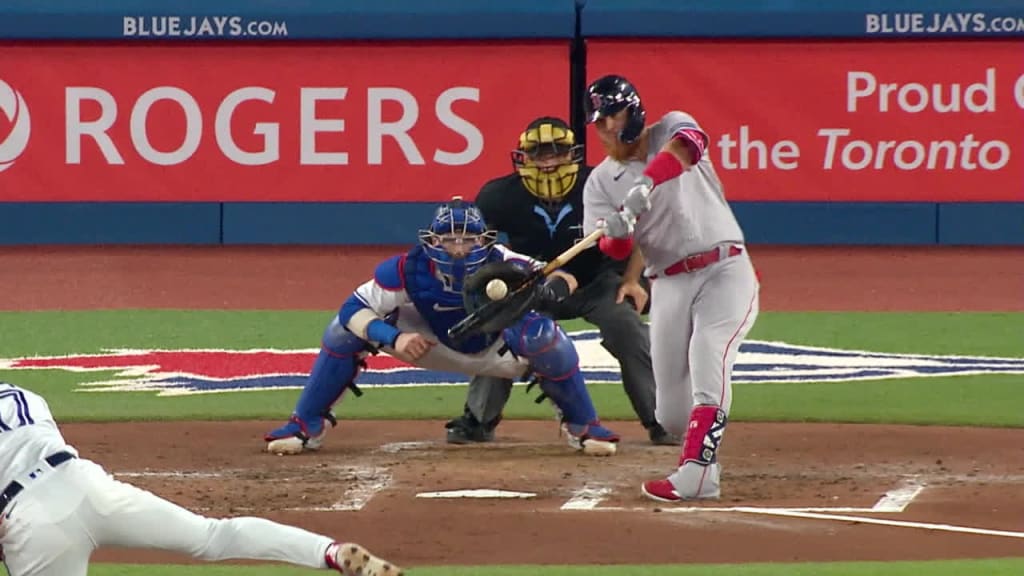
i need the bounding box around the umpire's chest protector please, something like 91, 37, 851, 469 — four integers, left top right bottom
402, 246, 492, 354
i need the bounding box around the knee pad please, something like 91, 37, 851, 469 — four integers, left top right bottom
680, 405, 728, 467
505, 313, 599, 426
322, 316, 372, 355
503, 312, 578, 379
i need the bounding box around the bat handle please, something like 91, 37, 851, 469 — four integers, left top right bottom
540, 227, 606, 275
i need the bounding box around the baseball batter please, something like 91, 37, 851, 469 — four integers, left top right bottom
581, 75, 760, 501
0, 381, 401, 576
264, 198, 619, 456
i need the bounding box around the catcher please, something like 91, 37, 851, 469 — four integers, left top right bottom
264, 197, 620, 456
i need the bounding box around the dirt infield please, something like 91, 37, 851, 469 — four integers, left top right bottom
73, 420, 1024, 567
2, 245, 1023, 567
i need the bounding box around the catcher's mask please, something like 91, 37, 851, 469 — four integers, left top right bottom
511, 117, 584, 205
583, 74, 646, 145
418, 197, 496, 292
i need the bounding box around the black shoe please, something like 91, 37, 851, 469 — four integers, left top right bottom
445, 415, 496, 444
647, 423, 681, 446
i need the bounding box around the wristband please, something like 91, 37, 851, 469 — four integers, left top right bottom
642, 150, 685, 186
598, 236, 634, 260
366, 319, 400, 347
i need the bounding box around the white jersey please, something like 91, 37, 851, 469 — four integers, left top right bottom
0, 381, 365, 576
583, 111, 746, 277
0, 382, 77, 489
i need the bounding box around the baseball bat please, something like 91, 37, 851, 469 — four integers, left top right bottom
447, 227, 607, 342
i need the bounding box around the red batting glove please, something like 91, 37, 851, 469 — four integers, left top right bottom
598, 235, 634, 260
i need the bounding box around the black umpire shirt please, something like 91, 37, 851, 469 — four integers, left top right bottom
475, 166, 623, 288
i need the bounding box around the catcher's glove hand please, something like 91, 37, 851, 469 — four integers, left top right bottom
450, 261, 542, 342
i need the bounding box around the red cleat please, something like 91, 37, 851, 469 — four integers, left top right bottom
640, 478, 682, 503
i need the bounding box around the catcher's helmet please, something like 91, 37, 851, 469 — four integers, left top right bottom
583, 74, 646, 145
418, 197, 496, 291
511, 117, 584, 205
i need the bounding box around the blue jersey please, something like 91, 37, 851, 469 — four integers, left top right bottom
337, 244, 539, 354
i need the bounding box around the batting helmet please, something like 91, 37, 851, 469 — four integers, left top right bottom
418, 197, 497, 291
511, 117, 584, 205
583, 75, 646, 145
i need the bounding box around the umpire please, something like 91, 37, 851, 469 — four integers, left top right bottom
444, 116, 679, 446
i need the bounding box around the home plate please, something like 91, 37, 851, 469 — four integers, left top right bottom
415, 489, 537, 499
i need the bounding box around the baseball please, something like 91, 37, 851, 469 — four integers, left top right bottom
485, 278, 509, 300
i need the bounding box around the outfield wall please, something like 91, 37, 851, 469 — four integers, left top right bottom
0, 0, 1021, 245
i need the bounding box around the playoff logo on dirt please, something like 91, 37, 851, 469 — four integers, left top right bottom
1, 330, 1022, 396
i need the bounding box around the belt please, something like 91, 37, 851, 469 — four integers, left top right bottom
0, 451, 76, 514
650, 245, 744, 279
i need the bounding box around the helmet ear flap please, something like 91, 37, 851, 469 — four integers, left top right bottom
619, 103, 646, 145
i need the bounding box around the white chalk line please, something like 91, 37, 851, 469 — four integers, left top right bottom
569, 475, 1024, 540
578, 476, 926, 514
288, 466, 392, 512
871, 477, 925, 512
114, 464, 391, 512
561, 483, 614, 510
115, 471, 225, 479
376, 441, 435, 454
734, 508, 1024, 540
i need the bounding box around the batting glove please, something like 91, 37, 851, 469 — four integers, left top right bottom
622, 177, 653, 216
597, 210, 636, 239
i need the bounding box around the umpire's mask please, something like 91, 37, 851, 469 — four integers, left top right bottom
511, 117, 584, 206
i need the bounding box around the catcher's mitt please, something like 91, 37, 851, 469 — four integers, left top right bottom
449, 261, 542, 342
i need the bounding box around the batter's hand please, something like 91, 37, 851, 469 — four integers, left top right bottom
597, 210, 636, 239
617, 279, 648, 313
394, 332, 435, 361
547, 270, 579, 295
623, 177, 653, 216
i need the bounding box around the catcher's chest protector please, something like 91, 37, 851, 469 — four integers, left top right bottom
402, 247, 492, 354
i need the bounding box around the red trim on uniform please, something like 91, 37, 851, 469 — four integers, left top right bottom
324, 543, 340, 570
695, 465, 709, 495
719, 288, 758, 406
642, 150, 684, 186
374, 255, 407, 292
674, 129, 707, 164
598, 235, 633, 260
546, 365, 581, 382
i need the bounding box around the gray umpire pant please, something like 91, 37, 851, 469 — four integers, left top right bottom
464, 270, 659, 431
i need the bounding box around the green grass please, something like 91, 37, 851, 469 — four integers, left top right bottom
91, 559, 1024, 576
4, 369, 1023, 427
1, 310, 1021, 426
1, 310, 1021, 357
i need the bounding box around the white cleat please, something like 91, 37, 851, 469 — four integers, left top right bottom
266, 430, 326, 455
581, 438, 617, 457
562, 422, 620, 457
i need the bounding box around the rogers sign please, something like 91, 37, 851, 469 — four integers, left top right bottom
0, 43, 569, 202
0, 79, 31, 173
63, 86, 482, 167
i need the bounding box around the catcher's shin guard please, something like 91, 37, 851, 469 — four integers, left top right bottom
504, 313, 619, 456
666, 404, 728, 499
265, 318, 367, 454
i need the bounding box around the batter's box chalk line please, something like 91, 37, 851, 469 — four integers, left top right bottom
285, 465, 392, 512
570, 476, 927, 514
568, 476, 1024, 540
114, 465, 392, 512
